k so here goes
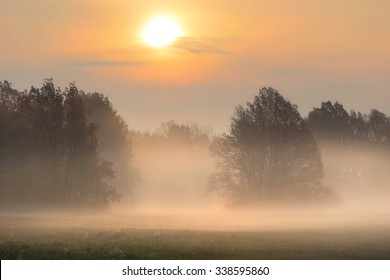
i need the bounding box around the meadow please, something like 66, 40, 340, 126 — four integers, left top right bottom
1, 208, 390, 260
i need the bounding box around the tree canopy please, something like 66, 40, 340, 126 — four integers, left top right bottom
307, 101, 390, 144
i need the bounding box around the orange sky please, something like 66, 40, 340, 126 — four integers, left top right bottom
1, 0, 389, 132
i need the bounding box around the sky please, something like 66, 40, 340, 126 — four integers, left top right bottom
1, 0, 389, 133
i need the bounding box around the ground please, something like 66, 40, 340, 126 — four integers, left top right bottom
1, 209, 390, 259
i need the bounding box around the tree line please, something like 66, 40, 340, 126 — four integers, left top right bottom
308, 101, 390, 144
1, 80, 389, 209
0, 80, 133, 209
208, 88, 390, 205
307, 101, 390, 192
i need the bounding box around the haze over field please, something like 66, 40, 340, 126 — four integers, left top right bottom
2, 81, 390, 232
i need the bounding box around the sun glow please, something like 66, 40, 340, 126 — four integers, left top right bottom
142, 16, 182, 47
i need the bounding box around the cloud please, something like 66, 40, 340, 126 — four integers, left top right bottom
172, 37, 230, 55
305, 55, 346, 60
63, 60, 143, 68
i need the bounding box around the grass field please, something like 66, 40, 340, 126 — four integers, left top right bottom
1, 209, 390, 260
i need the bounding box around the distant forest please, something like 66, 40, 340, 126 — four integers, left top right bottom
1, 80, 390, 209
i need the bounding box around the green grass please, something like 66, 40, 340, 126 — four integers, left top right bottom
1, 219, 390, 259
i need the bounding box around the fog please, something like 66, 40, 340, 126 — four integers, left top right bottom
2, 129, 390, 262
2, 197, 390, 233
127, 139, 215, 210
95, 135, 390, 233
2, 130, 390, 232
1, 81, 390, 235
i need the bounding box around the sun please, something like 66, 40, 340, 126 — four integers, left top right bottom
142, 16, 182, 47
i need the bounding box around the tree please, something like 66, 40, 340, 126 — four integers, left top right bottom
0, 80, 122, 209
307, 101, 351, 142
208, 87, 328, 205
82, 92, 137, 197
349, 110, 369, 141
0, 81, 19, 155
307, 102, 390, 145
62, 84, 119, 207
155, 120, 210, 147
367, 109, 390, 143
0, 81, 23, 203
307, 101, 390, 194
